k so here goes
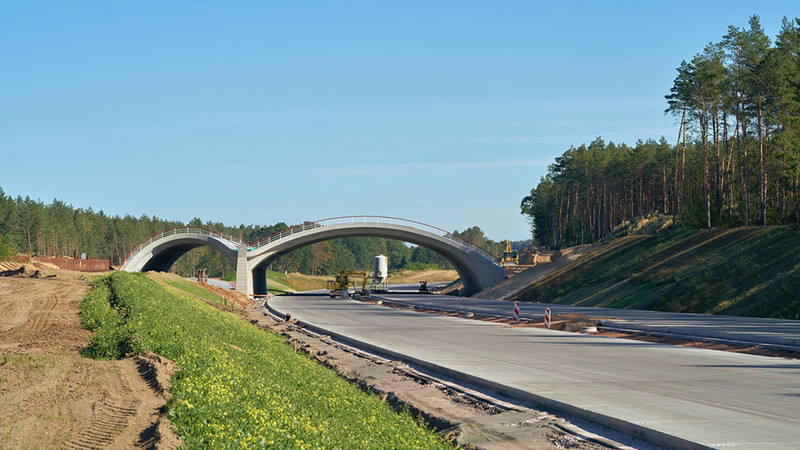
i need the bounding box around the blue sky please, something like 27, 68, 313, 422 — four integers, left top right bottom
2, 1, 798, 241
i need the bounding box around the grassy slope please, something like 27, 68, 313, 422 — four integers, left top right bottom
161, 276, 232, 309
387, 270, 459, 284
265, 271, 328, 292
514, 227, 800, 319
220, 271, 315, 293
80, 272, 449, 449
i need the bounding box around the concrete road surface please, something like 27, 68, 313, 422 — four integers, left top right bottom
374, 293, 800, 348
269, 294, 800, 449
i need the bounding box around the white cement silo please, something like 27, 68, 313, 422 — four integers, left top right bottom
374, 254, 388, 283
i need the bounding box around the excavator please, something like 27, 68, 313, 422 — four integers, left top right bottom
500, 239, 518, 267
327, 270, 371, 298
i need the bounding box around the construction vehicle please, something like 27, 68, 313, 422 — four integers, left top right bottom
327, 270, 371, 298
500, 239, 519, 267
418, 281, 429, 293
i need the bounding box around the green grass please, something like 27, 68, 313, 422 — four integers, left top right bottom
1, 354, 32, 366
263, 270, 296, 291
80, 272, 450, 449
264, 270, 329, 292
220, 273, 236, 282
515, 227, 800, 319
220, 272, 290, 294
161, 277, 231, 309
221, 270, 296, 290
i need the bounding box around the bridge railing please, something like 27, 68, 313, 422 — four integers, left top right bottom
248, 216, 502, 265
122, 217, 503, 269
122, 227, 244, 268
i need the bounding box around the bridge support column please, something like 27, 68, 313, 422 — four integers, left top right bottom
252, 266, 267, 297
235, 244, 253, 296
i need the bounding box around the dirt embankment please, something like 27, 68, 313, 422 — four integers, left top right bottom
148, 271, 254, 311
0, 270, 180, 449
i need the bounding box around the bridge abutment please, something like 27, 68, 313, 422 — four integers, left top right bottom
235, 244, 253, 296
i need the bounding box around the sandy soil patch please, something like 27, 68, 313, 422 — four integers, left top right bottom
0, 275, 179, 449
0, 277, 90, 354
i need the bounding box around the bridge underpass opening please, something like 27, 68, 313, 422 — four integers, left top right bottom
140, 243, 235, 273
120, 228, 242, 275
247, 238, 453, 296
243, 219, 506, 297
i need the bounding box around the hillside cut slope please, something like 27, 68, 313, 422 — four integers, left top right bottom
475, 245, 593, 300
513, 227, 800, 320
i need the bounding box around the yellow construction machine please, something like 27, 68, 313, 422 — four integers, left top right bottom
500, 239, 518, 267
327, 270, 371, 298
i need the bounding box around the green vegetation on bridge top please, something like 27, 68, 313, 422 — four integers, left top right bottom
80, 272, 450, 448
514, 227, 800, 320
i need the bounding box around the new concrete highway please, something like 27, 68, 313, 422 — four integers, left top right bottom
374, 292, 800, 348
269, 293, 800, 449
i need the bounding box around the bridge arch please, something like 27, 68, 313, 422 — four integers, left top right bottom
120, 227, 243, 273
119, 217, 506, 297
243, 217, 505, 296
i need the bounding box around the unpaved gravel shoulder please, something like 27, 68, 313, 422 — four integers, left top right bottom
0, 274, 179, 449
244, 301, 619, 450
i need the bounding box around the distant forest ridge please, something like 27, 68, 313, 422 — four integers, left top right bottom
0, 188, 515, 278
522, 15, 800, 249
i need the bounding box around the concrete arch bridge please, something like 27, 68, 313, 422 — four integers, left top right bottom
120, 216, 506, 296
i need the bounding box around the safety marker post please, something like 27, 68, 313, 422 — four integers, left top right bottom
544, 308, 551, 328
512, 301, 520, 321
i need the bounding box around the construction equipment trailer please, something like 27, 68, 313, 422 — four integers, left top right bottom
327, 270, 371, 298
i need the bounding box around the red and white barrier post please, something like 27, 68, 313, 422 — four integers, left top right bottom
544, 308, 551, 328
512, 301, 520, 321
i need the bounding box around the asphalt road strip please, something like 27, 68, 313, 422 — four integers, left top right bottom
373, 294, 800, 350
266, 295, 800, 449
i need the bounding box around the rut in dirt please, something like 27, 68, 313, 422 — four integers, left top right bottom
62, 398, 141, 450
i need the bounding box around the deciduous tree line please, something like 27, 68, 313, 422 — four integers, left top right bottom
522, 15, 800, 249
0, 188, 503, 277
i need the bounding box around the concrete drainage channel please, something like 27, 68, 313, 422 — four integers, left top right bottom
263, 298, 709, 450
